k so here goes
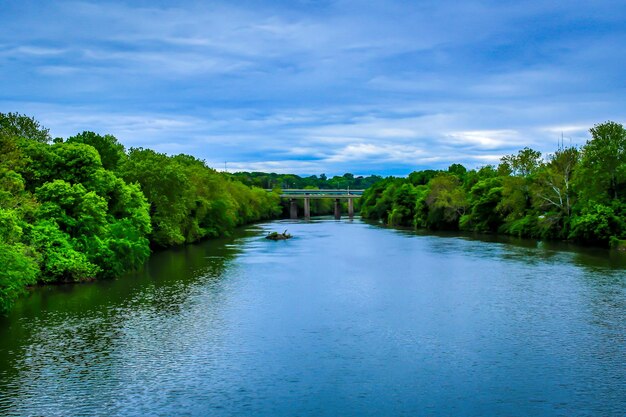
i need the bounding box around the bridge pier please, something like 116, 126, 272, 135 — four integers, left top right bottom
304, 197, 311, 220
275, 190, 363, 220
290, 198, 298, 219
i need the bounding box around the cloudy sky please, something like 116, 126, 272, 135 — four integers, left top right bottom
1, 1, 625, 175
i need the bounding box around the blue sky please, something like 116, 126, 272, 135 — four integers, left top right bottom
1, 0, 625, 176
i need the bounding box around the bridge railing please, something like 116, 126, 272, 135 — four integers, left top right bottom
265, 189, 365, 196
265, 189, 364, 219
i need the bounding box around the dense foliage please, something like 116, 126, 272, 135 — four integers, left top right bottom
0, 113, 281, 313
361, 121, 626, 247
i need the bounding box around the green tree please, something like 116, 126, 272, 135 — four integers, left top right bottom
67, 131, 126, 171
425, 173, 467, 229
408, 169, 439, 186
496, 148, 543, 236
387, 183, 418, 226
0, 240, 39, 313
500, 147, 542, 177
18, 141, 103, 192
460, 176, 503, 232
120, 148, 189, 246
447, 163, 467, 179
532, 146, 580, 237
569, 203, 625, 245
26, 220, 100, 282
360, 178, 402, 221
0, 112, 51, 143
577, 121, 626, 202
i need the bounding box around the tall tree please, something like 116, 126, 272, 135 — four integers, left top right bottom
532, 146, 580, 237
538, 146, 579, 215
425, 173, 467, 229
499, 147, 542, 177
0, 112, 51, 143
577, 121, 626, 202
67, 131, 126, 171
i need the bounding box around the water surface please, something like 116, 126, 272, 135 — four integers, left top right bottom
1, 219, 625, 416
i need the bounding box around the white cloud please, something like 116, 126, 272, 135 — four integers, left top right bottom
10, 46, 68, 56
222, 160, 325, 174
448, 130, 523, 150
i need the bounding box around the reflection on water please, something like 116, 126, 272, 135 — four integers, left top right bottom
0, 219, 624, 416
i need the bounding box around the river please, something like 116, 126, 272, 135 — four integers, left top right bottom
1, 218, 625, 416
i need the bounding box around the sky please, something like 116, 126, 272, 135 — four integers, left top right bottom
1, 0, 625, 176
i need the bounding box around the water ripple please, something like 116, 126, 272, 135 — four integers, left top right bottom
1, 219, 624, 416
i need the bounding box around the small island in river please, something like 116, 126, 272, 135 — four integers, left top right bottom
266, 230, 293, 240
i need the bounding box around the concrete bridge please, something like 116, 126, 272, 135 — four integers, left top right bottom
271, 189, 365, 220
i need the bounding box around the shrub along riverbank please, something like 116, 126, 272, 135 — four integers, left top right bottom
360, 121, 626, 248
0, 113, 282, 313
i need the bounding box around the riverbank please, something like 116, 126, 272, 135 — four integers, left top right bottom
0, 112, 283, 314
360, 122, 626, 248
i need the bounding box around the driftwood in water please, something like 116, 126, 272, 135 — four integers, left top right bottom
266, 230, 292, 240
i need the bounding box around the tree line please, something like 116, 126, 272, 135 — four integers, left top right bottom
230, 171, 381, 217
361, 121, 626, 248
0, 113, 282, 313
229, 171, 383, 190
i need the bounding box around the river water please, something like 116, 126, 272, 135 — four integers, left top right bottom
1, 218, 625, 416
